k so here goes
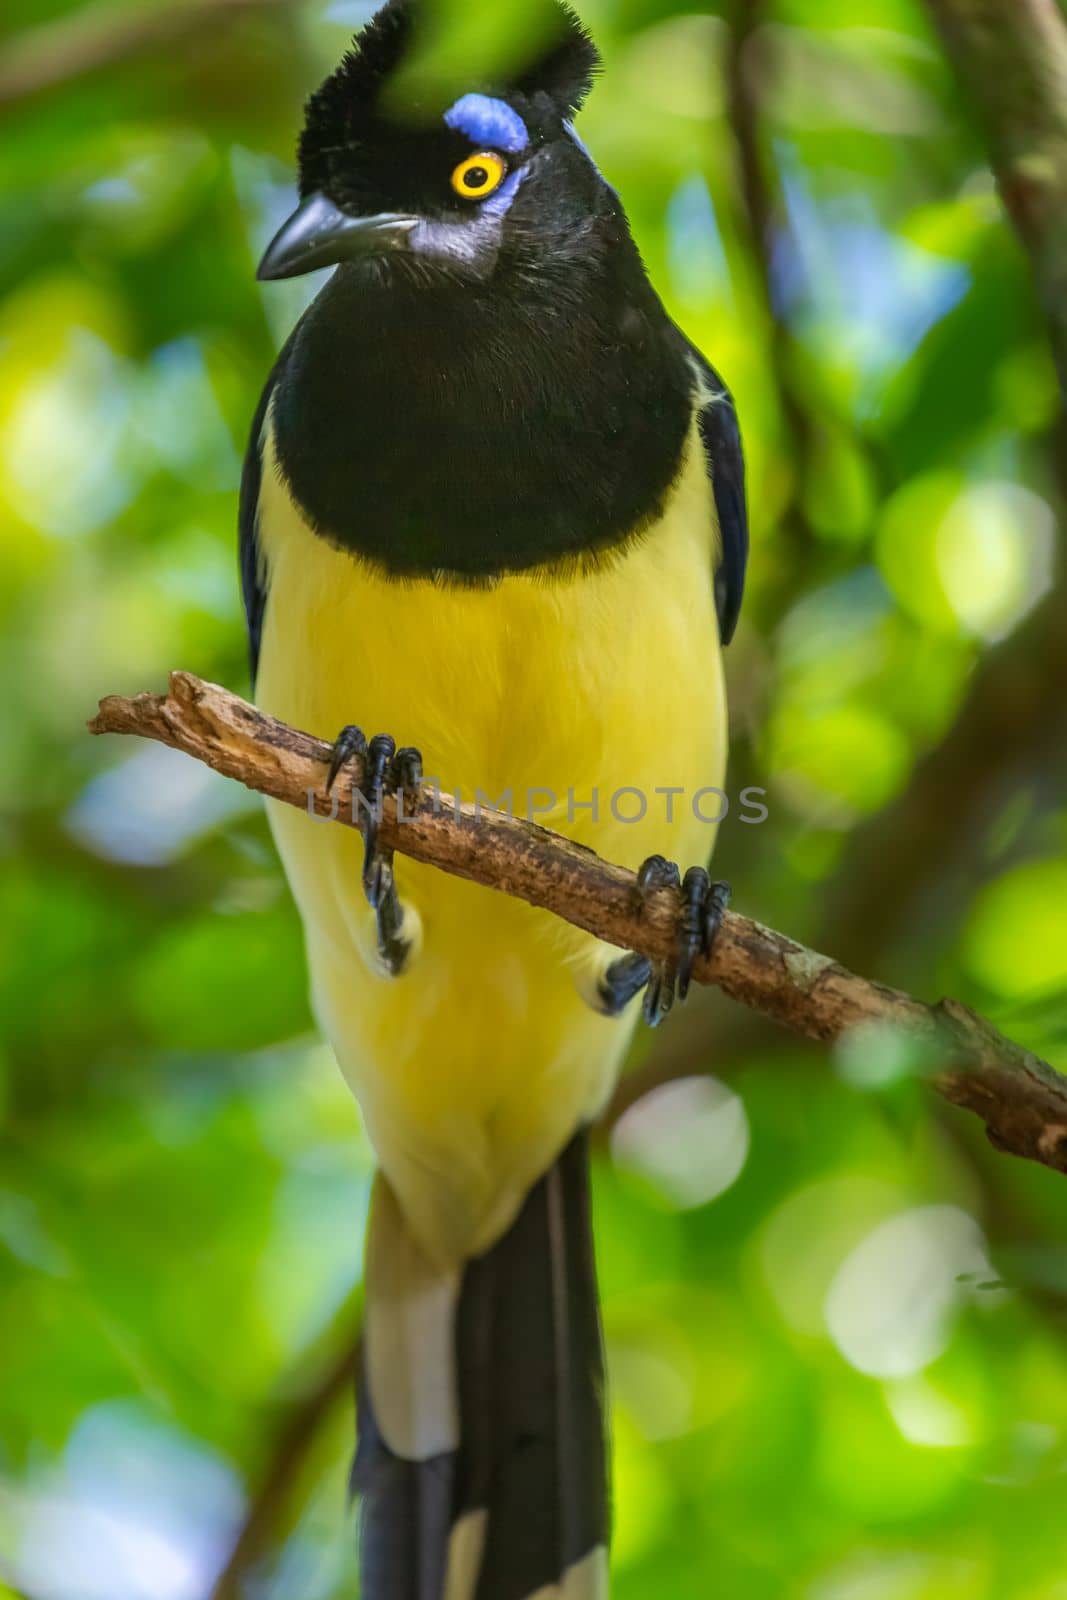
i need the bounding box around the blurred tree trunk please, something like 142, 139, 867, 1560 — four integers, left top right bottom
924, 0, 1067, 397
825, 0, 1067, 972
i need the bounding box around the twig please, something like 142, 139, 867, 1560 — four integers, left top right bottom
89, 672, 1067, 1177
0, 0, 293, 110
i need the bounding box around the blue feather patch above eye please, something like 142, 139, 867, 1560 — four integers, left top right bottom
444, 94, 529, 155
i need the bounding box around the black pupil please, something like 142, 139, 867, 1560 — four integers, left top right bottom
463, 165, 490, 190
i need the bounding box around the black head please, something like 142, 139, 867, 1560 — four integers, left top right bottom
257, 0, 608, 283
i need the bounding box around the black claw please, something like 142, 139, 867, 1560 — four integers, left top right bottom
360, 734, 397, 894
677, 869, 731, 1002
365, 733, 397, 785
325, 726, 424, 976
598, 946, 677, 1026
365, 851, 387, 912
599, 952, 652, 1017
635, 854, 682, 897
678, 866, 708, 1001
392, 746, 423, 815
325, 724, 367, 795
704, 879, 731, 951
599, 855, 731, 1024
374, 857, 413, 975
643, 967, 675, 1027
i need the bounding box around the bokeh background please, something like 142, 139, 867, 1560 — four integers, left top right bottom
3, 0, 1067, 1596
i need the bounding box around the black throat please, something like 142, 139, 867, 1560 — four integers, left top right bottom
269, 218, 693, 580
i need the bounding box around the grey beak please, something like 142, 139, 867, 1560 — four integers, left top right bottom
257, 192, 417, 281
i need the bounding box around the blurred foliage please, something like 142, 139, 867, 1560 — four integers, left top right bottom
2, 0, 1067, 1597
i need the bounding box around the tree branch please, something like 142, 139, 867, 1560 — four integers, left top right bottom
89, 672, 1067, 1177
724, 0, 821, 566
209, 1315, 360, 1600
0, 0, 293, 111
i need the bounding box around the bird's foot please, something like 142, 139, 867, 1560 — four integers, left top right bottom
325, 727, 423, 976
597, 856, 730, 1026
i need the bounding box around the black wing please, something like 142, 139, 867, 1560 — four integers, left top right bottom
239, 372, 275, 685
241, 324, 305, 682
685, 344, 749, 646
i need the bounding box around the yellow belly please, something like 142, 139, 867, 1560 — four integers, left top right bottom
255, 420, 727, 1263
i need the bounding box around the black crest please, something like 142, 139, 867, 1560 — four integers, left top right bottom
507, 0, 600, 117
299, 0, 599, 192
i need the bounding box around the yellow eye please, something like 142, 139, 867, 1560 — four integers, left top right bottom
450, 152, 506, 201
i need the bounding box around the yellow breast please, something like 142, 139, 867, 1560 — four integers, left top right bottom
255, 419, 727, 1261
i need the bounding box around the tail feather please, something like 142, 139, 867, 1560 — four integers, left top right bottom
353, 1405, 455, 1600
357, 1132, 609, 1600
457, 1133, 607, 1599
355, 1176, 460, 1599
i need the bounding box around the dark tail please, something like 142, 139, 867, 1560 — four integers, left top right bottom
355, 1132, 610, 1599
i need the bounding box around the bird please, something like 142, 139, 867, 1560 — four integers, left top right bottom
242, 1, 748, 1595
